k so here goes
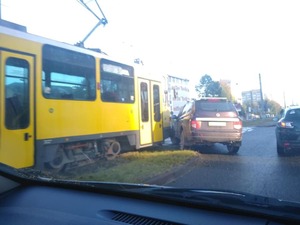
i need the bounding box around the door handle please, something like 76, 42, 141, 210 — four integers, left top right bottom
24, 133, 32, 141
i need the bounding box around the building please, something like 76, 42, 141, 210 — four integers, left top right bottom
242, 89, 262, 115
166, 75, 190, 115
133, 62, 191, 115
242, 89, 262, 105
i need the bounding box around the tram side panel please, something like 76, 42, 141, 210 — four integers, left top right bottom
1, 25, 166, 170
37, 45, 101, 139
97, 59, 139, 151
35, 47, 140, 169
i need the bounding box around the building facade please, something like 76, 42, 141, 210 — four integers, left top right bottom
242, 89, 263, 115
166, 75, 190, 115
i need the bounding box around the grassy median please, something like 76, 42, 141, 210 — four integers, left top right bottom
65, 150, 199, 183
242, 117, 275, 127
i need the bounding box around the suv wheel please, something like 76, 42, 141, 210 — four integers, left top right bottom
171, 137, 180, 145
170, 128, 179, 145
227, 145, 240, 154
180, 131, 185, 150
277, 142, 285, 156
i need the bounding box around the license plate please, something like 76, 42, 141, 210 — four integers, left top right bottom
208, 121, 226, 126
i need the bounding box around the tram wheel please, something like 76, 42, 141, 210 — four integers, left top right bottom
46, 147, 66, 171
101, 140, 121, 160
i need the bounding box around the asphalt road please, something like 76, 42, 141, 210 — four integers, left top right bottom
167, 126, 300, 203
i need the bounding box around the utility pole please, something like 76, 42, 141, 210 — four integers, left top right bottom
259, 73, 264, 117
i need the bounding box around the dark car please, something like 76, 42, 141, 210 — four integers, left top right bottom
275, 106, 300, 155
170, 97, 243, 153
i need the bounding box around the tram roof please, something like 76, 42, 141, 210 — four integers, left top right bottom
0, 23, 133, 66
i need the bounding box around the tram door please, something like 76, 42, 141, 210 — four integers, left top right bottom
151, 81, 163, 143
0, 51, 35, 168
138, 79, 152, 146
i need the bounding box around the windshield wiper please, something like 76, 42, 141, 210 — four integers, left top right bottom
12, 170, 300, 213
3, 166, 300, 222
122, 186, 300, 221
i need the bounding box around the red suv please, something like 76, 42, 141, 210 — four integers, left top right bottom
171, 98, 243, 153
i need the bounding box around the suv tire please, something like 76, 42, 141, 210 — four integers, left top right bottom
227, 145, 240, 154
171, 137, 180, 145
180, 131, 185, 150
277, 142, 285, 156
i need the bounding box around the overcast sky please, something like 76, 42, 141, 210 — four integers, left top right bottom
2, 0, 300, 106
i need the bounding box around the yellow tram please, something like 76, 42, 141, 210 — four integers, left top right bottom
0, 21, 171, 171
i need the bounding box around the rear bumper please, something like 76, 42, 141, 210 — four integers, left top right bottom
276, 129, 300, 149
190, 130, 242, 145
277, 137, 300, 149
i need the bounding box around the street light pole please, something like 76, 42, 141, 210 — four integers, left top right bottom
259, 73, 264, 117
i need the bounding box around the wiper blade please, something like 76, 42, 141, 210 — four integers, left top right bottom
135, 188, 271, 207
123, 186, 300, 220
20, 174, 300, 215
3, 166, 300, 221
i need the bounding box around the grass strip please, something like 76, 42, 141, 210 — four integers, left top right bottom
74, 150, 199, 183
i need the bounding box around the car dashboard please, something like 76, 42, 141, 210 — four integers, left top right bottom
0, 173, 294, 225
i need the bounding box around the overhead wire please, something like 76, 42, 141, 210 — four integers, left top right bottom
76, 0, 107, 22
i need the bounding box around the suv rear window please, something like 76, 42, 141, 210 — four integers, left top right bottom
285, 108, 300, 120
195, 99, 236, 112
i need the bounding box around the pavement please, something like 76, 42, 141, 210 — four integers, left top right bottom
145, 156, 200, 186
145, 121, 276, 186
252, 121, 276, 127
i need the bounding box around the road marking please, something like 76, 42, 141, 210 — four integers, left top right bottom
243, 127, 253, 133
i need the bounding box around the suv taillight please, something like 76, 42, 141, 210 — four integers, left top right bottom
191, 120, 201, 129
233, 120, 242, 129
278, 121, 294, 128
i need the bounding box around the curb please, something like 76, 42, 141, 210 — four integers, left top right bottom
145, 155, 200, 186
256, 123, 276, 127
244, 123, 276, 128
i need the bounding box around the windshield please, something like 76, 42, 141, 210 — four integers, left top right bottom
1, 0, 300, 211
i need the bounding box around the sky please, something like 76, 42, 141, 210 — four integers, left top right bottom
2, 0, 300, 107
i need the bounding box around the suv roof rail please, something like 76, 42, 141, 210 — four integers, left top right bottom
200, 97, 227, 99
199, 97, 228, 100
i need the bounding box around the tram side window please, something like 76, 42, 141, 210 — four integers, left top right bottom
140, 82, 149, 122
153, 84, 161, 122
5, 58, 30, 130
100, 59, 134, 103
42, 45, 96, 100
